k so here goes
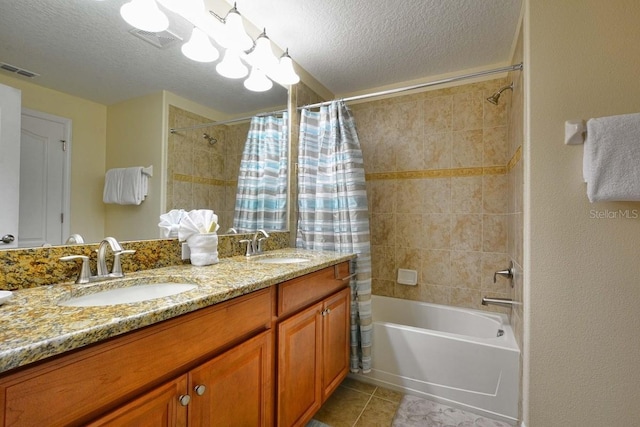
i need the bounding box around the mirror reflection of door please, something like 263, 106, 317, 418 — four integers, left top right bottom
18, 109, 71, 247
0, 83, 21, 249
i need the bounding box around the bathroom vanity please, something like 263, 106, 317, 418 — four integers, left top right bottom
0, 249, 353, 427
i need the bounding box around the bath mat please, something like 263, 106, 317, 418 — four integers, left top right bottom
392, 395, 512, 427
305, 420, 331, 427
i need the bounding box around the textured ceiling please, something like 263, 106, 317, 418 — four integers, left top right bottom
240, 0, 523, 95
0, 0, 522, 114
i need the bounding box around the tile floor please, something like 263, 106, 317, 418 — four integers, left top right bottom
312, 377, 403, 427
311, 378, 514, 427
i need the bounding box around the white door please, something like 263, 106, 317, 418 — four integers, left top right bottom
19, 109, 71, 247
0, 83, 21, 249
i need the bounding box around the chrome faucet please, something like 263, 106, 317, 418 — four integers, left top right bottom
239, 229, 270, 257
61, 237, 135, 284
253, 229, 269, 254
97, 237, 123, 277
65, 234, 84, 244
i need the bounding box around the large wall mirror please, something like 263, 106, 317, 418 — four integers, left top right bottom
0, 0, 291, 249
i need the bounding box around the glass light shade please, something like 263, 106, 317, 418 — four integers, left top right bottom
244, 67, 273, 92
219, 10, 253, 51
216, 49, 248, 79
182, 28, 219, 62
273, 53, 300, 85
248, 34, 279, 74
120, 0, 169, 32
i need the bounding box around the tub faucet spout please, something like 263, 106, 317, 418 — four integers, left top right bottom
482, 297, 516, 308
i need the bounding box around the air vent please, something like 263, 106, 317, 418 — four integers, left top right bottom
0, 62, 40, 78
129, 28, 182, 49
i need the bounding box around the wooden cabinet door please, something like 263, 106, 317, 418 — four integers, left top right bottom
321, 287, 350, 401
188, 330, 273, 427
277, 302, 323, 427
87, 376, 188, 427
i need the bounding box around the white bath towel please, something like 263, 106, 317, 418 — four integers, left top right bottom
103, 167, 148, 205
158, 209, 187, 238
186, 233, 219, 266
584, 112, 640, 202
178, 209, 219, 241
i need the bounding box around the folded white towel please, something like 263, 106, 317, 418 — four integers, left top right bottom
158, 209, 187, 238
178, 209, 219, 241
584, 112, 640, 202
103, 167, 148, 205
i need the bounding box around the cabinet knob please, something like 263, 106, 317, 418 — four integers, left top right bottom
321, 308, 332, 316
178, 394, 191, 406
194, 384, 206, 396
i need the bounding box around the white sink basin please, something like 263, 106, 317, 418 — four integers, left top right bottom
252, 256, 311, 264
58, 283, 197, 307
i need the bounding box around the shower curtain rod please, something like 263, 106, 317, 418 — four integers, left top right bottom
170, 108, 287, 134
298, 63, 523, 110
170, 63, 522, 132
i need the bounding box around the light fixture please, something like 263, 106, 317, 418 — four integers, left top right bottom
120, 0, 169, 33
244, 66, 273, 92
114, 0, 301, 92
214, 4, 254, 51
216, 49, 248, 79
182, 27, 219, 62
248, 30, 279, 74
273, 49, 300, 85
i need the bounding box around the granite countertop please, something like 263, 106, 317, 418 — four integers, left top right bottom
0, 248, 355, 375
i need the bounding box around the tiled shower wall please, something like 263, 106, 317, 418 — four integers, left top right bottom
350, 78, 515, 313
166, 105, 248, 231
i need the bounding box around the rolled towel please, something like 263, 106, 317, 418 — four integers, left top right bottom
178, 209, 219, 241
158, 209, 186, 238
186, 233, 219, 266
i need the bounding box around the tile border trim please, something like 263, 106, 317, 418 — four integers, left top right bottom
365, 145, 522, 181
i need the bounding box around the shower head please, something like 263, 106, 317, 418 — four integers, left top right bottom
486, 82, 514, 105
203, 133, 217, 145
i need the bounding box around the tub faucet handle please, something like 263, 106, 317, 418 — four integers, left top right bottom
493, 261, 514, 284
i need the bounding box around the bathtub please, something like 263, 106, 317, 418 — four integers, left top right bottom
352, 295, 520, 424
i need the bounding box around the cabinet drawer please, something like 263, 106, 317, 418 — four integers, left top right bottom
0, 288, 273, 427
277, 263, 350, 317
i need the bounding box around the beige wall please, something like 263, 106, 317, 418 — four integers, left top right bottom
350, 78, 514, 313
0, 74, 107, 242
105, 92, 164, 240
525, 0, 640, 425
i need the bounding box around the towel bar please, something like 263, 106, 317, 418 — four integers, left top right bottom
142, 165, 153, 177
564, 120, 586, 145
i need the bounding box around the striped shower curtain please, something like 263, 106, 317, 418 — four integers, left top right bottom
297, 101, 372, 373
233, 114, 288, 233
